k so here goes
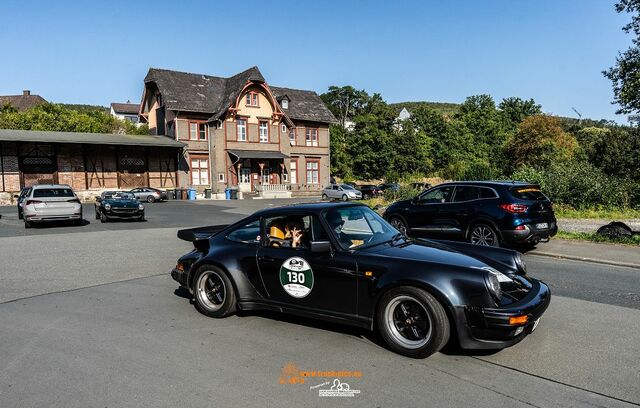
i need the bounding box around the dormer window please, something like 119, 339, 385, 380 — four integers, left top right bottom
282, 99, 289, 109
246, 92, 259, 107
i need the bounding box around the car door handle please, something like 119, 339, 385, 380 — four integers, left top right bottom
258, 255, 276, 263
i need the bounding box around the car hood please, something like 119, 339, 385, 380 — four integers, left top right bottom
103, 199, 139, 207
366, 240, 490, 271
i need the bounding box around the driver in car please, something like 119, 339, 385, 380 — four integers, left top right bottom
325, 209, 356, 248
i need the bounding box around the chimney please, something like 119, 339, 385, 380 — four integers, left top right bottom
23, 90, 31, 96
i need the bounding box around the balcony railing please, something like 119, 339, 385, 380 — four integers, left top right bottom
254, 183, 291, 192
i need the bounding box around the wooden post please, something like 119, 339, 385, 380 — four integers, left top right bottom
82, 144, 89, 190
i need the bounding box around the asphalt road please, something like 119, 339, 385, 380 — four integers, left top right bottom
1, 200, 639, 407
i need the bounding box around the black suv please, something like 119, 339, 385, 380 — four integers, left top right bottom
383, 181, 557, 246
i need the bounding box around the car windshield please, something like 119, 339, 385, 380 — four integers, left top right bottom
341, 184, 355, 190
114, 192, 135, 200
322, 206, 399, 249
33, 188, 74, 198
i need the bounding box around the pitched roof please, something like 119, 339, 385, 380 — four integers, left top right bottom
110, 103, 139, 114
0, 128, 184, 148
271, 86, 337, 124
144, 67, 336, 124
0, 94, 47, 111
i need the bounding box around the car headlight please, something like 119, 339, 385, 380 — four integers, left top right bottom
138, 204, 144, 210
484, 268, 511, 301
104, 203, 111, 210
514, 252, 527, 274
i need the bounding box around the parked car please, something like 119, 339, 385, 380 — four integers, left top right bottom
22, 184, 83, 228
358, 184, 382, 199
321, 184, 363, 201
379, 183, 401, 192
129, 187, 167, 203
171, 202, 550, 359
14, 186, 31, 219
95, 191, 145, 222
383, 181, 557, 247
410, 182, 432, 191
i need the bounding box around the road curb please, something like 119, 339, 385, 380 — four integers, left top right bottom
528, 251, 640, 270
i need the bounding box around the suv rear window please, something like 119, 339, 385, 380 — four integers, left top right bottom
509, 186, 546, 201
33, 188, 75, 198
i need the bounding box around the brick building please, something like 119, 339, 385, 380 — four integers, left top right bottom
139, 66, 337, 196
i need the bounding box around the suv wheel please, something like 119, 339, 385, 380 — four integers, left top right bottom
389, 217, 408, 236
469, 223, 500, 247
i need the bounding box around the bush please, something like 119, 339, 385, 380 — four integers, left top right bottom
383, 185, 420, 202
512, 161, 638, 209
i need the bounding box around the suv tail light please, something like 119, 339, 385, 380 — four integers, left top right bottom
25, 199, 43, 206
67, 198, 81, 204
500, 203, 528, 213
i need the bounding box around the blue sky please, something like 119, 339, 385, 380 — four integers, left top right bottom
0, 0, 632, 121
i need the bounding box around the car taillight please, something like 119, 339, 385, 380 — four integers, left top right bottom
500, 203, 528, 213
25, 200, 43, 206
67, 198, 81, 203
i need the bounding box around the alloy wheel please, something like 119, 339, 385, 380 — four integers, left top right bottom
196, 271, 226, 312
384, 295, 432, 349
470, 225, 497, 246
390, 218, 407, 235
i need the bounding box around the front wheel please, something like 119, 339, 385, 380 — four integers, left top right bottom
100, 212, 108, 223
469, 223, 500, 247
377, 287, 449, 358
193, 267, 237, 318
389, 217, 408, 236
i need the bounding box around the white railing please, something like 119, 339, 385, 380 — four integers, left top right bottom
254, 183, 291, 192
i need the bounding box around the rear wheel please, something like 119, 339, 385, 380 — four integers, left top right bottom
364, 193, 371, 200
321, 193, 328, 201
147, 195, 156, 203
377, 287, 449, 358
469, 223, 500, 247
341, 194, 348, 201
193, 267, 236, 318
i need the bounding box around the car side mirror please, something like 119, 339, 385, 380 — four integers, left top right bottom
310, 240, 332, 253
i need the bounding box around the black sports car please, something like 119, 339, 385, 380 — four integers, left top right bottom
95, 191, 145, 222
171, 202, 550, 358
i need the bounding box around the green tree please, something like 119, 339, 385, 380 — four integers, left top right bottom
578, 125, 640, 179
498, 97, 542, 128
328, 124, 351, 178
320, 86, 370, 128
603, 0, 640, 114
506, 115, 578, 169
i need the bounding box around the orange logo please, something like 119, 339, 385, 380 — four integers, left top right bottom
279, 362, 304, 385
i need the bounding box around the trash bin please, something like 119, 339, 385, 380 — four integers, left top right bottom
224, 188, 231, 200
165, 189, 174, 200
178, 188, 186, 200
204, 188, 212, 199
187, 188, 196, 200
230, 187, 238, 200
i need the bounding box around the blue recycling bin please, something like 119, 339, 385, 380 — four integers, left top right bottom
187, 188, 196, 200
224, 188, 231, 200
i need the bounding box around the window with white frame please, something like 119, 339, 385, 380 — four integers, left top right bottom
306, 161, 319, 184
282, 124, 287, 133
259, 121, 269, 143
246, 92, 259, 107
282, 99, 288, 109
191, 158, 209, 185
289, 127, 296, 145
305, 128, 318, 146
237, 119, 247, 141
189, 122, 207, 140
290, 160, 297, 184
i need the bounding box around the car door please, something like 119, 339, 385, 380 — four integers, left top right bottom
406, 185, 454, 238
439, 185, 481, 240
256, 213, 357, 317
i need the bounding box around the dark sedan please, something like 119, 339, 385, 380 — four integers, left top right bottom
14, 186, 31, 220
95, 191, 145, 222
171, 202, 550, 359
359, 184, 382, 199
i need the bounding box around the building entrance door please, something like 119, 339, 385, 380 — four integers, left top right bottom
238, 167, 251, 192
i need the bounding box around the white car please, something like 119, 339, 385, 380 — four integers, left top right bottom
22, 184, 83, 228
321, 184, 363, 201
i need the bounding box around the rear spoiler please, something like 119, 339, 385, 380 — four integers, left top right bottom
177, 224, 230, 242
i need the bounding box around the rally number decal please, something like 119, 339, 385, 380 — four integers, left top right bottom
279, 257, 314, 298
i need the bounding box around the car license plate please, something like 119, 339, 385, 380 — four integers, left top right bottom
535, 223, 548, 229
531, 318, 541, 332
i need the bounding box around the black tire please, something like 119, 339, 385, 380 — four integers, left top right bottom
100, 212, 108, 223
18, 210, 23, 220
192, 266, 237, 318
377, 286, 450, 358
24, 220, 32, 229
341, 194, 348, 201
138, 214, 145, 222
469, 223, 500, 247
95, 211, 100, 220
389, 216, 408, 236
364, 193, 370, 200
321, 193, 328, 201
147, 195, 156, 203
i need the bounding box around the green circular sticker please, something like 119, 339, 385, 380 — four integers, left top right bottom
279, 257, 314, 298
